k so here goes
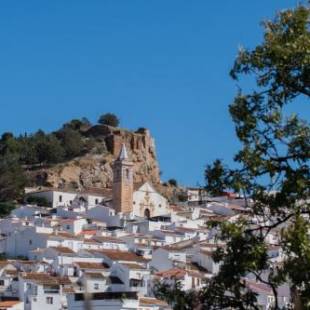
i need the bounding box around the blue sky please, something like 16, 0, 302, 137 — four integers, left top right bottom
0, 1, 304, 186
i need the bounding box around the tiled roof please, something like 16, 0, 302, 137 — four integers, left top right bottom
84, 272, 105, 280
49, 232, 80, 240
89, 249, 146, 262
139, 297, 168, 307
155, 268, 186, 280
50, 247, 75, 254
0, 301, 21, 309
21, 273, 71, 285
120, 262, 146, 270
75, 262, 109, 270
92, 236, 126, 244
162, 239, 196, 251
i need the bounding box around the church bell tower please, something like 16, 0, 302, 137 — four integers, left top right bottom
112, 143, 134, 214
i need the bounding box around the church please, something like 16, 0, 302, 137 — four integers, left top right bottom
112, 144, 170, 219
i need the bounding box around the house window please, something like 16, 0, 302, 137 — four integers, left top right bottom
94, 283, 99, 290
29, 240, 32, 245
46, 297, 53, 304
66, 225, 70, 230
0, 280, 4, 286
95, 199, 98, 205
59, 195, 62, 202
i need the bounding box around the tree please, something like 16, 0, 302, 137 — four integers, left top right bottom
18, 134, 38, 164
0, 202, 17, 217
203, 5, 310, 309
34, 131, 65, 164
0, 153, 26, 202
63, 117, 92, 131
204, 159, 228, 196
26, 196, 50, 207
168, 178, 178, 187
0, 132, 20, 156
98, 113, 120, 127
59, 128, 84, 159
153, 280, 200, 310
159, 5, 310, 309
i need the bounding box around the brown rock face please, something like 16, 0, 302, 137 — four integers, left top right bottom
28, 125, 161, 190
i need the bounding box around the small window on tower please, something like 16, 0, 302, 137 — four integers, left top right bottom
126, 169, 130, 179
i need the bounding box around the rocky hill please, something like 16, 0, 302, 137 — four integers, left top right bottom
26, 125, 161, 191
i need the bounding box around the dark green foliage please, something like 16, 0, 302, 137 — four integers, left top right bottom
98, 113, 120, 127
0, 202, 17, 217
58, 128, 84, 158
0, 118, 94, 166
26, 196, 51, 207
0, 132, 21, 155
202, 5, 310, 309
159, 5, 310, 309
63, 117, 92, 131
0, 154, 26, 202
177, 192, 188, 202
168, 179, 178, 187
34, 131, 65, 163
19, 135, 39, 164
0, 253, 7, 260
153, 280, 200, 310
204, 159, 229, 196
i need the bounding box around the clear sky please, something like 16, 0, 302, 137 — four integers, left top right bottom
0, 1, 304, 186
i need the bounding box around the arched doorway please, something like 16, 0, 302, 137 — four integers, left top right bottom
144, 208, 150, 219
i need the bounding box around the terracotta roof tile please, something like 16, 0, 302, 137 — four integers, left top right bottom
89, 249, 146, 262
139, 297, 168, 307
50, 247, 75, 254
75, 262, 109, 270
0, 301, 21, 309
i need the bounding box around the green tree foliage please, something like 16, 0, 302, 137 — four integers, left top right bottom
0, 132, 21, 155
34, 130, 65, 163
0, 154, 26, 202
168, 178, 178, 187
0, 202, 17, 217
58, 128, 84, 158
26, 196, 50, 207
153, 280, 199, 310
98, 113, 120, 127
204, 159, 229, 196
19, 134, 39, 164
160, 5, 310, 309
203, 5, 310, 309
63, 117, 92, 131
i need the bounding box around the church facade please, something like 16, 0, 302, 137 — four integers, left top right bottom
112, 144, 170, 218
133, 182, 170, 218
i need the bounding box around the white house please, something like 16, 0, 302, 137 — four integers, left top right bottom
18, 273, 71, 310
26, 189, 107, 209
111, 262, 150, 295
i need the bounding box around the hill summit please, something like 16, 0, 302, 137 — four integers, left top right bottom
27, 125, 161, 191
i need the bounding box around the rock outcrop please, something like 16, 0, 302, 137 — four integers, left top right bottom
27, 125, 161, 191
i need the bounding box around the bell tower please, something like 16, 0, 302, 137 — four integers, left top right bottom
112, 143, 134, 214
